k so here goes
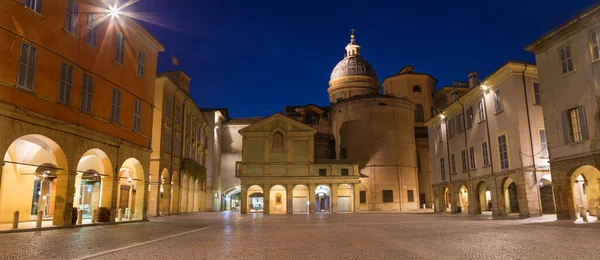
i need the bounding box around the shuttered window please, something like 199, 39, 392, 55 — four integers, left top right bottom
407, 190, 414, 202
494, 89, 503, 113
133, 99, 141, 131
539, 129, 549, 158
466, 106, 473, 129
559, 45, 574, 74
533, 82, 541, 105
498, 134, 509, 170
562, 106, 588, 144
469, 146, 476, 169
440, 158, 446, 182
17, 42, 37, 90
592, 31, 600, 61
450, 154, 456, 174
448, 119, 455, 138
482, 142, 490, 166
478, 99, 485, 122
80, 74, 93, 113
359, 191, 367, 203
58, 62, 74, 105
110, 88, 121, 123
115, 32, 125, 65
86, 14, 98, 47
64, 0, 79, 34
136, 50, 145, 78
164, 129, 171, 154
461, 150, 467, 172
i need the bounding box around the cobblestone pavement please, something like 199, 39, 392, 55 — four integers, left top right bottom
0, 212, 599, 260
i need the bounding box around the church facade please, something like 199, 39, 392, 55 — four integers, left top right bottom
236, 32, 440, 213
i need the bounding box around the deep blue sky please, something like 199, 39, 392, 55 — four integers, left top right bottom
131, 0, 596, 118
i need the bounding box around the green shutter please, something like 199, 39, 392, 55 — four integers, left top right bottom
562, 110, 571, 144
579, 105, 589, 140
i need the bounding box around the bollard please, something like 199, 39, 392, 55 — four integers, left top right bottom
77, 210, 83, 225
432, 204, 435, 212
91, 209, 97, 223
118, 208, 123, 222
422, 204, 426, 209
125, 208, 130, 221
36, 210, 43, 228
12, 211, 19, 229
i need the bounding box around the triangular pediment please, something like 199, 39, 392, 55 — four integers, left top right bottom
239, 113, 317, 134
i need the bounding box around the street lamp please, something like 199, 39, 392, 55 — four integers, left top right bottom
109, 5, 120, 19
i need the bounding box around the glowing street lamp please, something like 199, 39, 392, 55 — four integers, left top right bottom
109, 5, 121, 19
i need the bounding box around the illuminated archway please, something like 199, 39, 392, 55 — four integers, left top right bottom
570, 165, 600, 217
477, 181, 492, 214
116, 158, 145, 220
269, 185, 287, 214
458, 185, 468, 214
224, 187, 241, 212
539, 174, 555, 214
74, 149, 113, 219
502, 177, 519, 214
247, 185, 264, 213
292, 185, 309, 214
315, 184, 331, 212
337, 184, 353, 213
444, 187, 451, 212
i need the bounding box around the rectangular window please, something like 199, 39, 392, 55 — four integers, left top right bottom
175, 105, 181, 123
133, 99, 141, 131
17, 42, 37, 90
494, 89, 503, 113
466, 106, 473, 129
64, 0, 79, 34
450, 154, 456, 174
461, 150, 467, 172
592, 30, 600, 61
359, 191, 367, 203
437, 125, 443, 142
136, 50, 145, 78
478, 99, 485, 122
469, 146, 476, 169
559, 45, 574, 74
58, 62, 74, 105
80, 74, 93, 113
570, 108, 582, 143
482, 142, 490, 166
85, 14, 98, 47
407, 190, 414, 202
448, 119, 455, 138
533, 82, 541, 105
456, 114, 464, 133
164, 129, 171, 154
341, 168, 349, 176
115, 32, 125, 65
174, 132, 181, 157
26, 0, 42, 13
165, 97, 172, 117
110, 88, 121, 123
319, 169, 326, 176
539, 129, 549, 158
440, 158, 446, 182
498, 134, 509, 170
562, 106, 588, 144
382, 190, 393, 203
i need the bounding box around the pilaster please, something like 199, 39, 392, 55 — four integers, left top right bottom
353, 183, 360, 212
331, 183, 338, 213
286, 184, 293, 214
53, 170, 75, 226
240, 184, 248, 214
263, 184, 271, 214
309, 183, 316, 213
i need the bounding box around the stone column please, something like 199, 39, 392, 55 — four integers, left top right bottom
240, 184, 248, 214
263, 184, 270, 214
331, 183, 338, 213
353, 183, 360, 212
160, 183, 171, 215
489, 176, 502, 217
53, 170, 76, 226
309, 183, 316, 213
286, 184, 293, 214
148, 182, 160, 216
171, 182, 180, 214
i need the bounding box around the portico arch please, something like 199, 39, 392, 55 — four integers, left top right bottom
315, 184, 331, 212
74, 149, 113, 219
292, 185, 309, 214
457, 185, 468, 214
247, 185, 264, 213
501, 177, 519, 215
444, 187, 451, 212
570, 165, 600, 217
269, 185, 287, 214
476, 181, 492, 214
337, 184, 353, 213
159, 168, 170, 215
539, 174, 555, 214
117, 158, 145, 220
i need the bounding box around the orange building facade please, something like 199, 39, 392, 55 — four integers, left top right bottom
0, 0, 164, 226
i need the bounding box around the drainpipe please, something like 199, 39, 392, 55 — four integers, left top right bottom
521, 62, 543, 216
457, 99, 471, 180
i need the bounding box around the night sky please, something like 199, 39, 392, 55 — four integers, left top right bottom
131, 0, 596, 118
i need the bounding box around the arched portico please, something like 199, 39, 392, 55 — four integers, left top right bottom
476, 181, 492, 214
159, 168, 171, 215
570, 165, 600, 219
501, 177, 519, 215
336, 184, 353, 213
116, 158, 146, 220
247, 185, 264, 213
539, 174, 555, 214
269, 185, 287, 214
457, 185, 468, 214
292, 185, 309, 214
74, 149, 113, 219
315, 184, 331, 213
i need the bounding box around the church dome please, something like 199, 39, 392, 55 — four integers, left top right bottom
330, 54, 377, 81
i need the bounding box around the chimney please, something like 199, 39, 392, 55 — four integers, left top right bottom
468, 72, 479, 88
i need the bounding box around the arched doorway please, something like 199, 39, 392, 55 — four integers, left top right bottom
247, 185, 264, 213
292, 185, 309, 214
570, 165, 600, 217
269, 185, 287, 214
315, 185, 331, 212
74, 149, 112, 219
0, 134, 69, 224
444, 187, 451, 212
117, 158, 145, 220
539, 174, 555, 214
458, 185, 468, 213
502, 178, 519, 215
477, 181, 492, 214
224, 187, 241, 212
337, 184, 353, 213
159, 168, 170, 215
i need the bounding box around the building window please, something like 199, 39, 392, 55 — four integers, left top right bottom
110, 88, 121, 123
478, 99, 485, 122
64, 0, 79, 35
174, 132, 181, 157
58, 62, 74, 105
133, 99, 141, 131
539, 129, 549, 158
136, 50, 145, 78
382, 190, 393, 203
318, 169, 326, 176
85, 14, 98, 47
494, 89, 503, 113
456, 114, 464, 133
341, 168, 349, 176
466, 106, 473, 129
592, 30, 600, 61
559, 45, 574, 74
533, 82, 541, 105
498, 134, 509, 170
272, 131, 284, 151
164, 129, 171, 154
175, 105, 181, 123
562, 106, 588, 143
461, 150, 467, 172
469, 146, 476, 169
80, 74, 93, 113
407, 190, 414, 202
482, 142, 490, 166
26, 0, 42, 13
448, 119, 455, 138
165, 97, 172, 118
415, 104, 424, 122
359, 191, 366, 203
437, 125, 443, 142
336, 97, 343, 103
450, 154, 456, 174
440, 158, 446, 182
115, 32, 125, 65
413, 85, 422, 92
340, 148, 347, 159
17, 42, 37, 90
